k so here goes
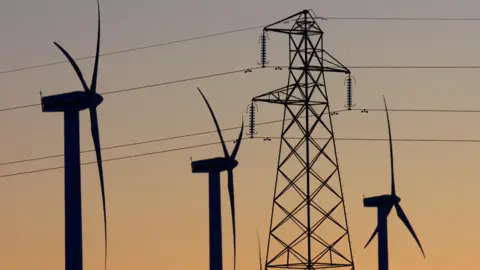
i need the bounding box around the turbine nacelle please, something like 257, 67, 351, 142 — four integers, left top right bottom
41, 91, 103, 112
192, 86, 243, 270
191, 157, 239, 173
363, 194, 401, 208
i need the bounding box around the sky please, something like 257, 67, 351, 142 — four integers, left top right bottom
1, 0, 480, 269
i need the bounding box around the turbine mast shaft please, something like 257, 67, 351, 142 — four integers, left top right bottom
64, 110, 83, 270
377, 207, 389, 270
208, 171, 223, 270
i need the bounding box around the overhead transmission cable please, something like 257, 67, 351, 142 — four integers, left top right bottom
3, 64, 480, 113
3, 135, 480, 178
3, 107, 480, 166
0, 67, 263, 113
0, 124, 246, 166
0, 139, 242, 178
0, 25, 264, 76
321, 17, 480, 21
2, 16, 480, 76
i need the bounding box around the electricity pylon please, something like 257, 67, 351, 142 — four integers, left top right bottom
252, 10, 355, 270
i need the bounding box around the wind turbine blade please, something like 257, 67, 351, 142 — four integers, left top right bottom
383, 95, 396, 196
196, 87, 229, 157
53, 42, 90, 92
256, 229, 263, 270
395, 204, 425, 258
90, 0, 101, 93
364, 226, 378, 249
227, 169, 237, 270
365, 204, 393, 249
89, 107, 108, 269
230, 117, 244, 159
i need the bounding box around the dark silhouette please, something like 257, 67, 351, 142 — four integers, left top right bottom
191, 87, 243, 270
251, 9, 355, 269
344, 74, 356, 110
40, 1, 107, 270
256, 230, 263, 270
363, 96, 425, 270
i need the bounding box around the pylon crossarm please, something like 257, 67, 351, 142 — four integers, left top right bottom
263, 10, 305, 32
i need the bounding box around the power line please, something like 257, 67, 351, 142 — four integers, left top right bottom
0, 67, 262, 113
3, 134, 480, 178
273, 65, 480, 69
102, 67, 263, 95
2, 16, 480, 77
351, 108, 480, 113
257, 136, 480, 143
4, 107, 480, 166
321, 17, 480, 21
0, 112, 297, 166
0, 25, 264, 76
0, 139, 242, 178
349, 65, 480, 69
0, 125, 244, 166
3, 64, 480, 113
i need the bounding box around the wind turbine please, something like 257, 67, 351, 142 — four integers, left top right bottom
363, 96, 425, 270
40, 1, 107, 270
257, 230, 264, 270
191, 87, 243, 270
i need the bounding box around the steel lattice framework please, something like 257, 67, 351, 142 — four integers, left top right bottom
252, 10, 355, 270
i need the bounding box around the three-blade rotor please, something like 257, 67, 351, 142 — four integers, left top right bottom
53, 0, 108, 269
197, 87, 244, 270
364, 96, 425, 258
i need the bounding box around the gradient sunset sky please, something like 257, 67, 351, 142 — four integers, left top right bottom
1, 0, 480, 269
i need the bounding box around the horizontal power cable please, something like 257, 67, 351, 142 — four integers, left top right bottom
0, 25, 264, 76
1, 16, 480, 76
349, 65, 480, 69
2, 134, 480, 178
351, 108, 480, 113
273, 65, 480, 69
0, 110, 300, 166
321, 17, 480, 21
0, 67, 262, 113
3, 64, 480, 113
2, 107, 480, 166
0, 139, 242, 178
0, 125, 245, 166
257, 136, 480, 143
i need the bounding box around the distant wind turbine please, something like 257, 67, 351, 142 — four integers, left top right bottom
363, 96, 425, 270
257, 230, 264, 270
191, 87, 244, 270
40, 1, 107, 270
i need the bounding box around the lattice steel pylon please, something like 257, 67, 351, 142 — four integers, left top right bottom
252, 10, 355, 270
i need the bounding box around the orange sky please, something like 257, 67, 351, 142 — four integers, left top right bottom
1, 0, 480, 269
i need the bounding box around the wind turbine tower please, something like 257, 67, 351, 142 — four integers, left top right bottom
252, 10, 355, 270
363, 96, 425, 270
40, 1, 108, 270
191, 87, 244, 270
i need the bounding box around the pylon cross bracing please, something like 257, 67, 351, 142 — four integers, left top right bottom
252, 10, 355, 270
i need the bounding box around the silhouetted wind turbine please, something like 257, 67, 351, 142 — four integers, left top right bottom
40, 1, 107, 270
191, 87, 243, 270
363, 96, 425, 270
257, 230, 263, 270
